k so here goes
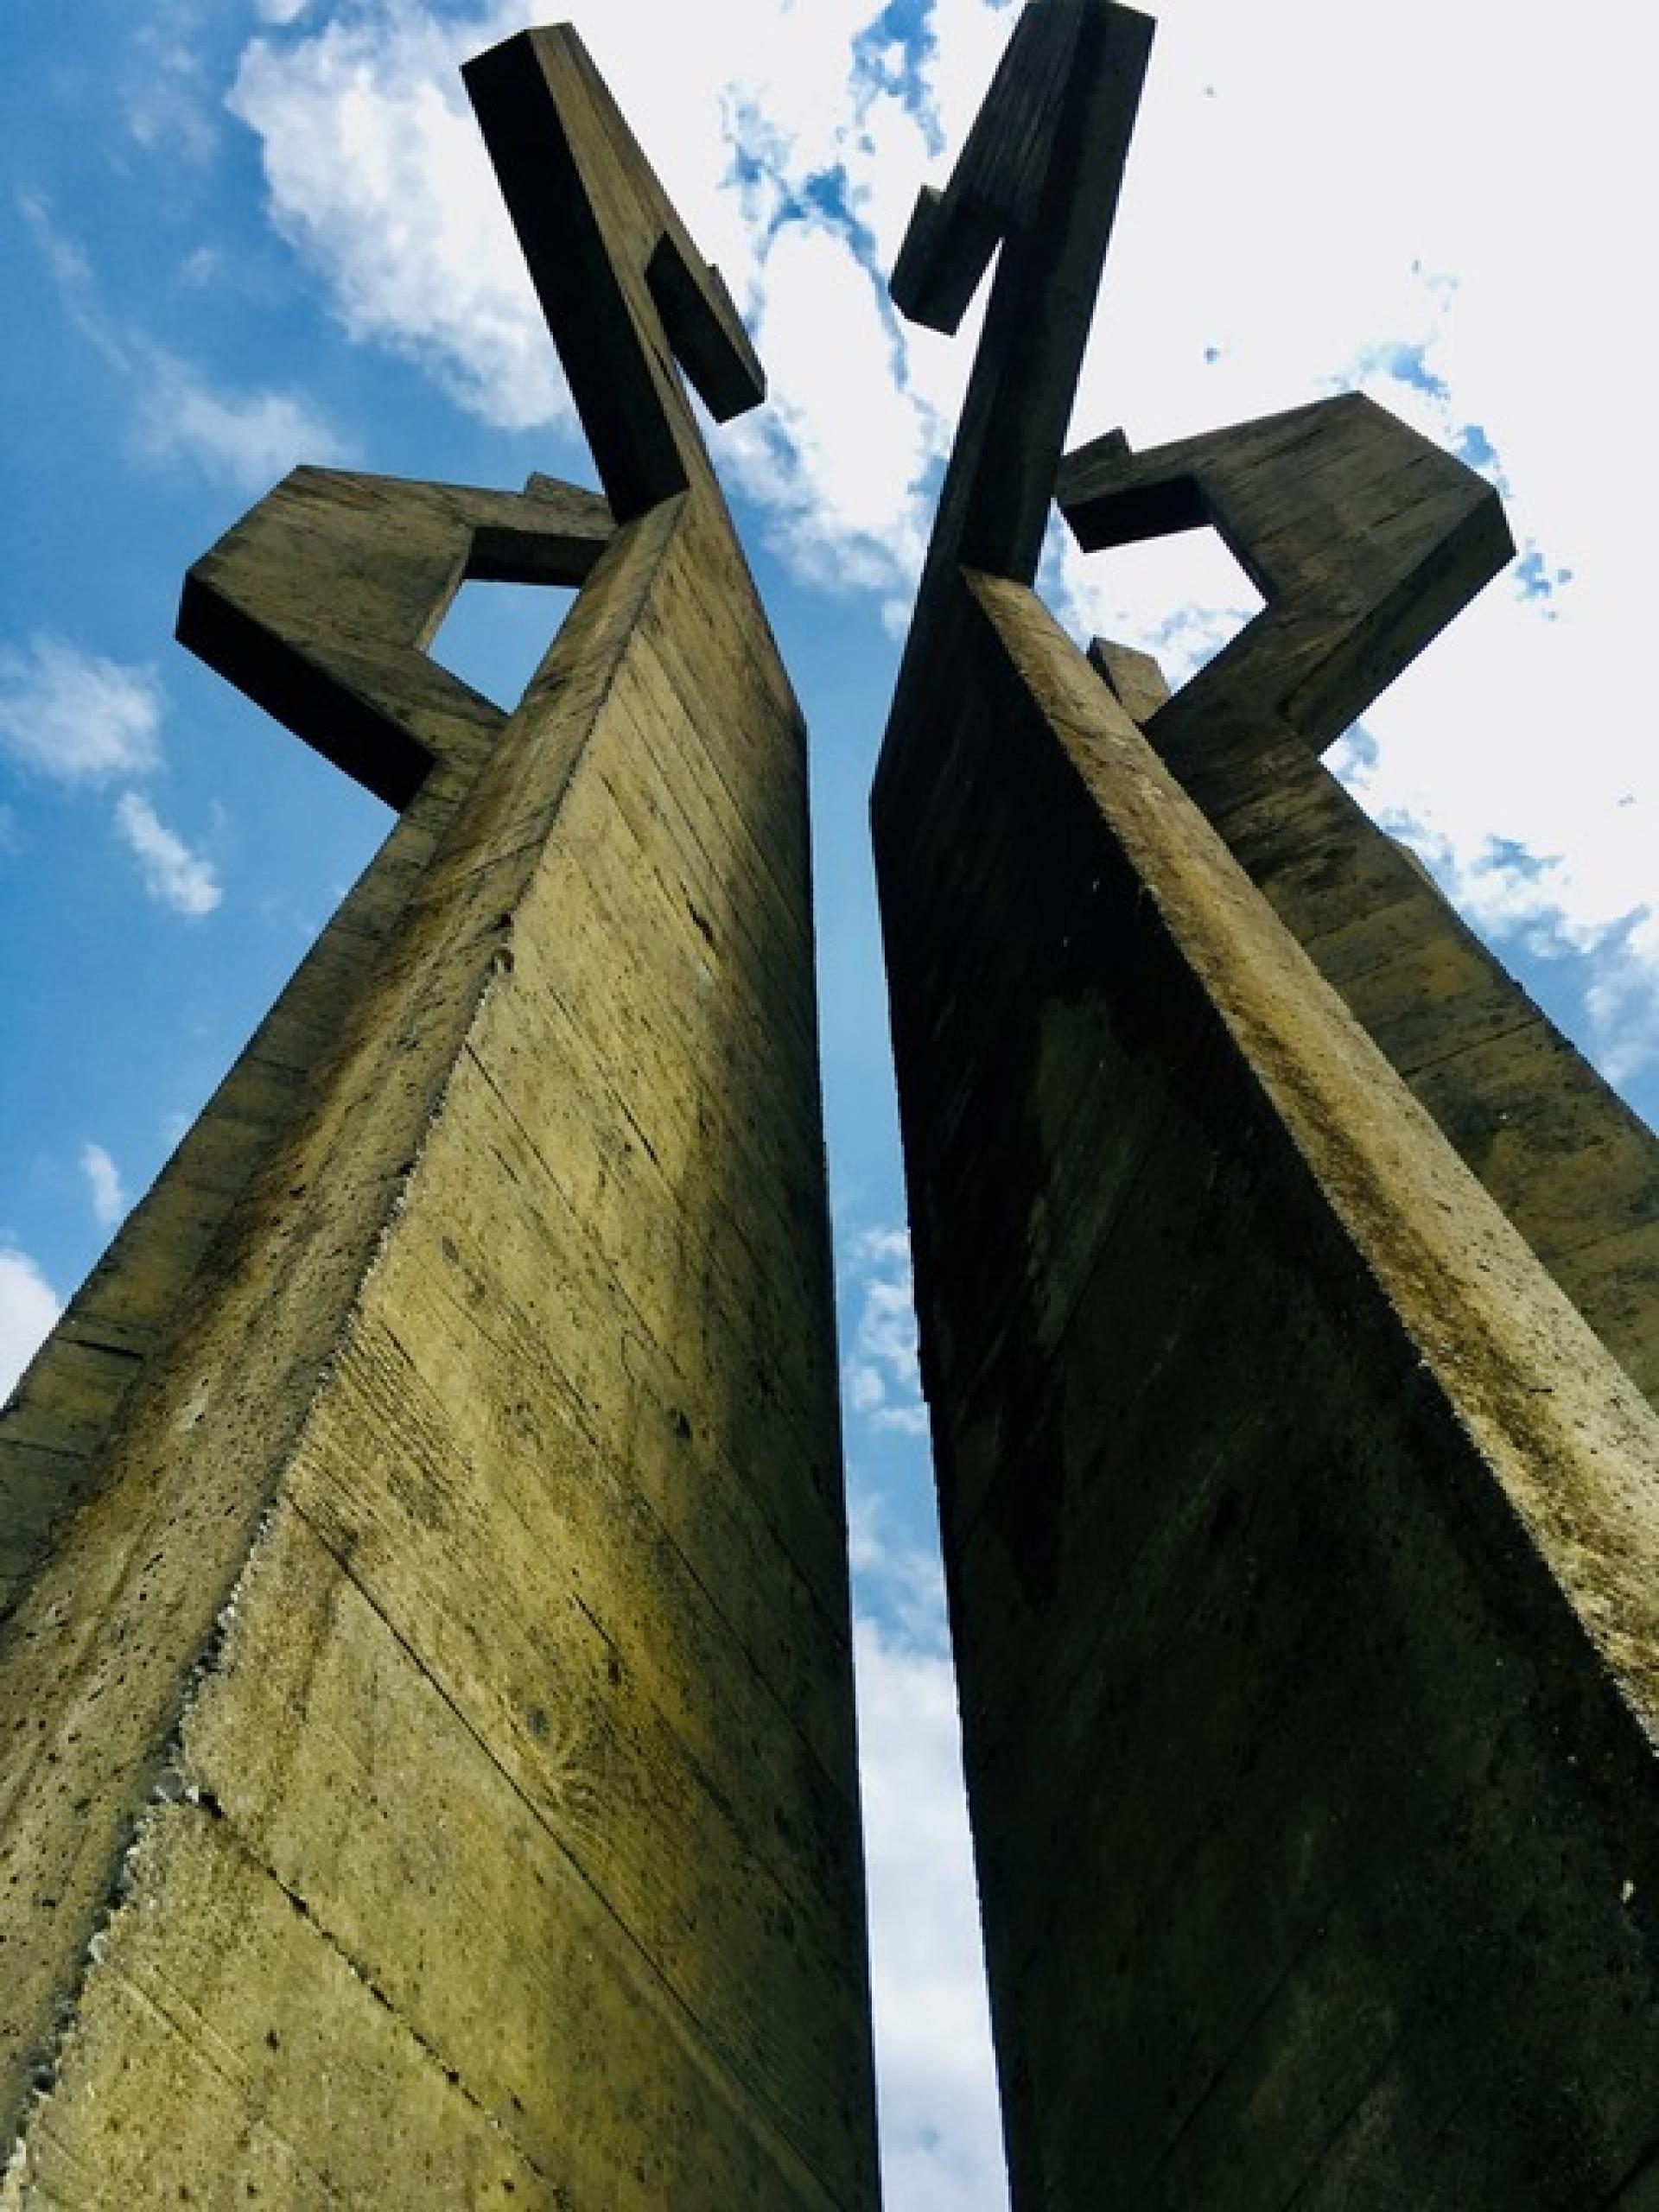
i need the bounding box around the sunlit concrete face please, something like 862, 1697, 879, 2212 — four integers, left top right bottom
0, 27, 880, 2205
875, 3, 1659, 2203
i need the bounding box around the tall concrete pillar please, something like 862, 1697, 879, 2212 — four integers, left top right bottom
0, 27, 878, 2206
875, 4, 1659, 2202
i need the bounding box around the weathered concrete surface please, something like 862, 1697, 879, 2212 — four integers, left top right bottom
1, 466, 612, 1624
178, 462, 614, 805
874, 569, 1659, 2205
1060, 393, 1515, 760
0, 476, 876, 2211
882, 0, 1152, 755
0, 22, 878, 2205
1064, 401, 1659, 1406
3, 502, 500, 1625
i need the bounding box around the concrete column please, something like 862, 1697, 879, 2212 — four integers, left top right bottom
0, 25, 879, 2205
875, 568, 1659, 2206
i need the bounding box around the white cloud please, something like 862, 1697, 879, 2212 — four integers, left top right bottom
225, 0, 947, 595
843, 1223, 930, 1437
0, 1247, 60, 1403
79, 1143, 127, 1232
0, 636, 164, 788
133, 362, 349, 492
114, 792, 223, 918
849, 1486, 951, 1657
1335, 699, 1659, 1091
727, 217, 934, 612
855, 1614, 1007, 2212
1046, 517, 1263, 690
228, 5, 563, 432
255, 0, 315, 22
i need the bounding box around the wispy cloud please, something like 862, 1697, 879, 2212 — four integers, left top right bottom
226, 0, 948, 601
1047, 518, 1262, 691
0, 636, 228, 920
1334, 723, 1659, 1090
1586, 912, 1659, 1089
79, 1142, 127, 1231
855, 1613, 1007, 2212
0, 1246, 60, 1402
19, 188, 351, 492
133, 372, 348, 493
113, 792, 222, 918
0, 636, 163, 787
840, 1211, 1007, 2207
228, 6, 564, 433
124, 26, 219, 167
843, 1223, 930, 1436
849, 1484, 950, 1655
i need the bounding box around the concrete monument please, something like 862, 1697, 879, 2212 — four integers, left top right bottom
875, 2, 1659, 2202
8, 3, 1659, 2203
0, 28, 878, 2205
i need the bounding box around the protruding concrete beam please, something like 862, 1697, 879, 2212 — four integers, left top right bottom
888, 0, 1094, 335
1060, 391, 1515, 762
880, 0, 1153, 752
1086, 633, 1170, 725
465, 25, 765, 520
178, 467, 613, 809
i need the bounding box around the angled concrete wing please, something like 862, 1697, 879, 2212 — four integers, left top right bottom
874, 3, 1659, 2204
1060, 391, 1514, 764
890, 0, 1106, 335
177, 467, 613, 810
465, 25, 765, 520
884, 0, 1151, 619
1065, 402, 1659, 1414
2, 23, 880, 2203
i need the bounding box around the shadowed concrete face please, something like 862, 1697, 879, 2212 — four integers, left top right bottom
901, 569, 1659, 2208
874, 3, 1659, 2204
876, 0, 1153, 774
0, 22, 879, 2207
178, 465, 614, 807
1063, 401, 1659, 1412
1061, 391, 1514, 764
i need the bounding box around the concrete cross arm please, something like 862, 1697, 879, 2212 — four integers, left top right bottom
878, 0, 1153, 760
177, 466, 613, 810
891, 0, 1152, 336
464, 24, 766, 523
1059, 392, 1515, 756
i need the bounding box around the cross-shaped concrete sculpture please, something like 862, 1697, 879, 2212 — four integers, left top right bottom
0, 29, 879, 2202
873, 7, 1659, 2205
3, 25, 773, 1607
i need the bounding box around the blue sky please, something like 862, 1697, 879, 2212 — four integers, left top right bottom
3, 3, 1655, 2207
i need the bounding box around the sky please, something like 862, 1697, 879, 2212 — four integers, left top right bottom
2, 3, 1656, 2206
